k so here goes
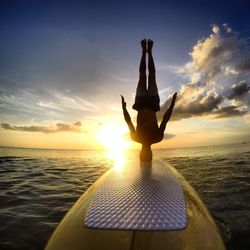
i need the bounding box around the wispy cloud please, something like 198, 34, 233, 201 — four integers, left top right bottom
212, 106, 247, 118
1, 121, 82, 133
160, 24, 250, 120
163, 133, 175, 140
0, 87, 99, 122
111, 74, 137, 83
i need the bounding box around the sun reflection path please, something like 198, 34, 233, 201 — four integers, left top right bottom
107, 150, 125, 171
97, 123, 131, 171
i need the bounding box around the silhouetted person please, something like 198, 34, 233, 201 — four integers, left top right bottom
121, 39, 177, 162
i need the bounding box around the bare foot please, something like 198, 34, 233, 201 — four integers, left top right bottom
148, 39, 153, 53
141, 39, 147, 54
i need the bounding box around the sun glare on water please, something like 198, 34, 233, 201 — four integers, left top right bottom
98, 123, 131, 170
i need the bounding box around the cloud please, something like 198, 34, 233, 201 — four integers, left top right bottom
1, 121, 82, 133
223, 23, 233, 33
0, 87, 99, 123
228, 81, 250, 100
212, 24, 220, 34
212, 106, 248, 118
160, 24, 250, 120
160, 84, 224, 120
163, 133, 175, 140
111, 74, 136, 83
74, 121, 82, 126
237, 60, 250, 72
183, 24, 241, 83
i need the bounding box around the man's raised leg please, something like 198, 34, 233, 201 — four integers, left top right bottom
136, 39, 147, 95
147, 39, 158, 95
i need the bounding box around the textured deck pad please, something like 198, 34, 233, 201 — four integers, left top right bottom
85, 160, 187, 231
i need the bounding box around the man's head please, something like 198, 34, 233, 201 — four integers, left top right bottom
140, 146, 152, 162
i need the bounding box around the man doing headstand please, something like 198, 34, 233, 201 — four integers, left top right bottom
121, 39, 177, 162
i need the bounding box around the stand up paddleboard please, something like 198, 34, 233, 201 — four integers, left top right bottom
46, 159, 225, 250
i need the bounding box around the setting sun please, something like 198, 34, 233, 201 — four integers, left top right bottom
97, 123, 131, 151
97, 123, 132, 169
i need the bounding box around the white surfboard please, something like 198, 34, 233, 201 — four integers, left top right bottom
46, 159, 225, 250
85, 160, 187, 231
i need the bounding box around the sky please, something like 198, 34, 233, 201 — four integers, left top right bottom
0, 0, 250, 150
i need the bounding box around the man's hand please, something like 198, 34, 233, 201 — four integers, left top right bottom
159, 92, 178, 133
121, 95, 126, 108
121, 94, 135, 133
171, 92, 177, 106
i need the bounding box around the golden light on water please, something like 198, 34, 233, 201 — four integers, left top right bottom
107, 150, 125, 171
97, 123, 131, 170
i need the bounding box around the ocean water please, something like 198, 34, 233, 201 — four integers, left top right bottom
0, 143, 249, 250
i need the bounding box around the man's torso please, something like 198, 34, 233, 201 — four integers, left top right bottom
132, 109, 163, 145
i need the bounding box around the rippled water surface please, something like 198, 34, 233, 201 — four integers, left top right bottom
0, 144, 249, 250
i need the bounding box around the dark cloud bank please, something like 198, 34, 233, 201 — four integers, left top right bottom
160, 82, 249, 121
1, 121, 82, 133
228, 81, 250, 100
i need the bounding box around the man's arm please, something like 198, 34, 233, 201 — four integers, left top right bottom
121, 95, 136, 133
159, 92, 177, 133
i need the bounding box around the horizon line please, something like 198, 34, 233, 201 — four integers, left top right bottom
0, 141, 249, 152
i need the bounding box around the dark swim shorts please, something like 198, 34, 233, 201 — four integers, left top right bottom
132, 94, 160, 112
